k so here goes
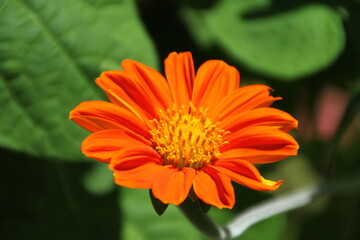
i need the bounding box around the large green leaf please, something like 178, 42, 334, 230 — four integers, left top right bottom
182, 0, 345, 80
0, 0, 157, 160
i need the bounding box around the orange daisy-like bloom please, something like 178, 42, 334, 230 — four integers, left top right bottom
70, 52, 299, 209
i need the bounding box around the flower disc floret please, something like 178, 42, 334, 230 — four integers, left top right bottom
150, 104, 228, 169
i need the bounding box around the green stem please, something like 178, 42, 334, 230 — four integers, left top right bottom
226, 172, 360, 239
178, 173, 360, 240
178, 198, 230, 240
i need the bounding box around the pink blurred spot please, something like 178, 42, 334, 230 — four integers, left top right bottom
315, 85, 349, 141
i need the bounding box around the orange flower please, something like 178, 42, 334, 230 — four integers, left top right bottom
70, 52, 299, 209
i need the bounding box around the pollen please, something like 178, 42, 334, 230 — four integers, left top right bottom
149, 104, 229, 169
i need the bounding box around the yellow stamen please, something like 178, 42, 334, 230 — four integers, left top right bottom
149, 103, 228, 169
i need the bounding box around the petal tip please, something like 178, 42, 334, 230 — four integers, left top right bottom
261, 177, 283, 191
69, 109, 78, 120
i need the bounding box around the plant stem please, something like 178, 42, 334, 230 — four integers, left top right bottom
226, 172, 360, 239
178, 198, 230, 240
179, 172, 360, 239
226, 185, 320, 238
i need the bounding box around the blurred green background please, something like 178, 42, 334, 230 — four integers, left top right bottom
1, 0, 359, 239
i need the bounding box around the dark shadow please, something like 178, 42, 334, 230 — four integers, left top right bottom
0, 148, 120, 240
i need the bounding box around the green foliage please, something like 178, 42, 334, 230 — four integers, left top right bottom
83, 161, 115, 195
209, 207, 287, 240
182, 0, 345, 80
121, 189, 203, 240
0, 0, 157, 160
1, 0, 360, 240
0, 149, 120, 240
150, 190, 169, 216
237, 214, 286, 240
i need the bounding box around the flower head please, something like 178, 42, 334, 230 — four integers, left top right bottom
70, 52, 299, 209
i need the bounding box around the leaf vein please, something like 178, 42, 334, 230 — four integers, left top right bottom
15, 0, 99, 95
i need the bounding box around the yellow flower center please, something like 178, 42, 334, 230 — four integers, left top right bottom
150, 104, 228, 169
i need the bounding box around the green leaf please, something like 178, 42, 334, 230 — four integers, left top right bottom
149, 190, 169, 216
182, 0, 345, 80
237, 214, 286, 240
121, 189, 203, 240
82, 161, 114, 196
0, 0, 157, 160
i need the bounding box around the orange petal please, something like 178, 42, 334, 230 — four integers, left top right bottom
96, 71, 155, 121
211, 161, 283, 191
221, 107, 298, 133
69, 100, 150, 137
110, 142, 163, 189
192, 60, 240, 110
110, 141, 162, 170
113, 163, 163, 189
219, 146, 298, 164
193, 167, 235, 209
151, 166, 196, 206
165, 52, 195, 106
81, 129, 151, 163
222, 126, 299, 163
121, 59, 173, 112
212, 85, 281, 120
